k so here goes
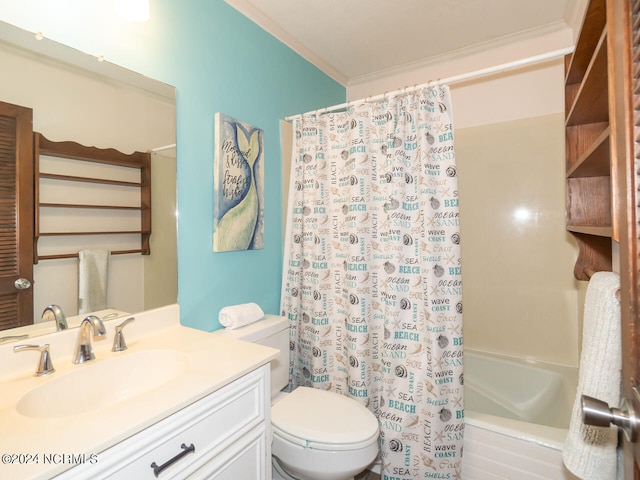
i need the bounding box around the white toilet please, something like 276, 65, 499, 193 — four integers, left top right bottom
217, 314, 379, 480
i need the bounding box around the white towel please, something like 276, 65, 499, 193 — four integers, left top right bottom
563, 271, 621, 480
78, 249, 110, 315
219, 302, 264, 329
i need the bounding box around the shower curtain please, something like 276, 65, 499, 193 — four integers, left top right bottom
281, 86, 463, 478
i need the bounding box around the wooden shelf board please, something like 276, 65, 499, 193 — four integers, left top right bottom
39, 202, 142, 210
567, 126, 611, 177
566, 225, 613, 236
38, 230, 146, 236
39, 173, 141, 187
565, 0, 607, 85
566, 29, 609, 126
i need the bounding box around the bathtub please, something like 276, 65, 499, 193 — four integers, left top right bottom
462, 350, 580, 480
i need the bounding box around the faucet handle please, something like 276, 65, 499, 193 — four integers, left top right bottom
14, 344, 55, 376
112, 317, 135, 352
0, 334, 28, 345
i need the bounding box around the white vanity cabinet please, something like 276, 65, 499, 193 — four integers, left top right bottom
55, 364, 271, 480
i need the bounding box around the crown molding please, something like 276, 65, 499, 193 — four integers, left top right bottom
0, 20, 175, 100
225, 1, 573, 89
347, 20, 571, 87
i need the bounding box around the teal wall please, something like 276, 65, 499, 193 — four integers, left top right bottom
0, 0, 345, 330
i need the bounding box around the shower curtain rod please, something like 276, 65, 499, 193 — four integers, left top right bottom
150, 143, 176, 153
285, 46, 574, 120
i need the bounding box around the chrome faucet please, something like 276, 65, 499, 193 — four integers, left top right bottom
73, 315, 106, 364
41, 305, 68, 331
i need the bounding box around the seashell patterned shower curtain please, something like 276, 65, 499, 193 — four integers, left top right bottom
281, 86, 463, 478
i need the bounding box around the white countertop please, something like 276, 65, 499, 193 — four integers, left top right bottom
0, 304, 278, 480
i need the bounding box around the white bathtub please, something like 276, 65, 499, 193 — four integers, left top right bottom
462, 350, 580, 480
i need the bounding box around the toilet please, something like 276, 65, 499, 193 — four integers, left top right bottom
216, 314, 379, 480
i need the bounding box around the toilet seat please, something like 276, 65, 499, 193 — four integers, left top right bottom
271, 387, 379, 451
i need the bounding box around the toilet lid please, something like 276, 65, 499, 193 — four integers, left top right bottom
271, 387, 379, 451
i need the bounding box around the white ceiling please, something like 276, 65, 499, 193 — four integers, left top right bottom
225, 0, 587, 85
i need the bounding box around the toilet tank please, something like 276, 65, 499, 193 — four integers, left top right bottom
214, 314, 290, 398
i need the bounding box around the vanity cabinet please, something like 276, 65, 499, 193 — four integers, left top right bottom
564, 0, 613, 279
55, 364, 271, 480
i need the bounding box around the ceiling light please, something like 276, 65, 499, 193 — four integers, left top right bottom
114, 0, 150, 22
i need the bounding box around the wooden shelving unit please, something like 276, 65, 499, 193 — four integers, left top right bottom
564, 0, 614, 280
33, 133, 151, 262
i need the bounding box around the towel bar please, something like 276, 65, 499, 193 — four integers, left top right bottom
37, 249, 145, 261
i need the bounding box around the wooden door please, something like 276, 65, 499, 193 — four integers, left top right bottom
626, 0, 640, 472
609, 0, 640, 476
0, 101, 34, 330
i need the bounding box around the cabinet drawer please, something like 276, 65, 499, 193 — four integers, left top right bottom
56, 365, 269, 479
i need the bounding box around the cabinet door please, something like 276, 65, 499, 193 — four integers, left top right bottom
55, 365, 270, 480
188, 426, 269, 480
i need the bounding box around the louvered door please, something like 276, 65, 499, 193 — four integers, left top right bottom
0, 101, 34, 330
629, 0, 640, 475
567, 0, 640, 476
608, 0, 640, 476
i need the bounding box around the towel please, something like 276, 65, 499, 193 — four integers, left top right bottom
219, 302, 264, 329
78, 249, 110, 315
563, 271, 621, 480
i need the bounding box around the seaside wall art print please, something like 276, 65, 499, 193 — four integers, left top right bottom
213, 113, 264, 252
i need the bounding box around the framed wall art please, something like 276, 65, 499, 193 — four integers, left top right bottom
213, 113, 264, 252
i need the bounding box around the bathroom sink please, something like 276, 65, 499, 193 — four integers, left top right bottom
16, 349, 190, 419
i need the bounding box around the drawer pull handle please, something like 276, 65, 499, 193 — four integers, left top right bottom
150, 443, 195, 477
